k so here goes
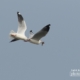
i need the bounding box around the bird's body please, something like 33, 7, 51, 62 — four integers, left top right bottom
27, 24, 50, 45
10, 33, 27, 40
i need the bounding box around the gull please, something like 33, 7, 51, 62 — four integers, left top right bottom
9, 12, 27, 42
26, 24, 50, 45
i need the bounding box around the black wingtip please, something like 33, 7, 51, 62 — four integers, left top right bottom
41, 24, 51, 32
10, 39, 19, 42
17, 11, 20, 14
17, 11, 24, 22
45, 24, 51, 31
46, 24, 51, 27
30, 30, 32, 32
17, 11, 19, 14
47, 24, 51, 26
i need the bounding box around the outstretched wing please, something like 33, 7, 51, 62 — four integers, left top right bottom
31, 24, 50, 41
17, 12, 27, 35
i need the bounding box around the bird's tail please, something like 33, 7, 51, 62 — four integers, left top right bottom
9, 30, 15, 39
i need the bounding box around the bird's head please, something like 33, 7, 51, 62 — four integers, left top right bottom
30, 30, 32, 32
41, 42, 45, 46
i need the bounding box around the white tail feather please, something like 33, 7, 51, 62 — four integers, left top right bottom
9, 30, 15, 39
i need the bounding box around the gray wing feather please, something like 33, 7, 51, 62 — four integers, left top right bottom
31, 24, 50, 41
17, 12, 27, 35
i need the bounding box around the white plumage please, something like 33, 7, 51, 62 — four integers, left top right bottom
28, 24, 50, 45
9, 12, 27, 42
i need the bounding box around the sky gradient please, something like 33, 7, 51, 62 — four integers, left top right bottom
0, 0, 80, 80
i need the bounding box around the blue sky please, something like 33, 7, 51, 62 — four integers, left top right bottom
0, 0, 80, 80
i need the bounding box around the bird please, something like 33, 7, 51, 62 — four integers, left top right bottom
25, 24, 50, 46
9, 12, 27, 42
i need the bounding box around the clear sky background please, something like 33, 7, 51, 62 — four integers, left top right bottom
0, 0, 80, 80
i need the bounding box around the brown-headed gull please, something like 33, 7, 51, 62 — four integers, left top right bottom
9, 12, 27, 42
25, 24, 50, 45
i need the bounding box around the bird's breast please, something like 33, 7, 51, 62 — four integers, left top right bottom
16, 34, 27, 40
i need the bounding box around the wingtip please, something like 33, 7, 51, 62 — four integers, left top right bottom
17, 11, 24, 21
30, 30, 32, 32
47, 24, 51, 27
46, 23, 51, 28
44, 24, 50, 31
17, 11, 21, 15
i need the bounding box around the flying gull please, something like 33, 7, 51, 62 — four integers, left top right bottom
25, 24, 50, 45
9, 12, 27, 42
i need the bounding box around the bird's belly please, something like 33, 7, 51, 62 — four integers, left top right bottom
15, 34, 26, 40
